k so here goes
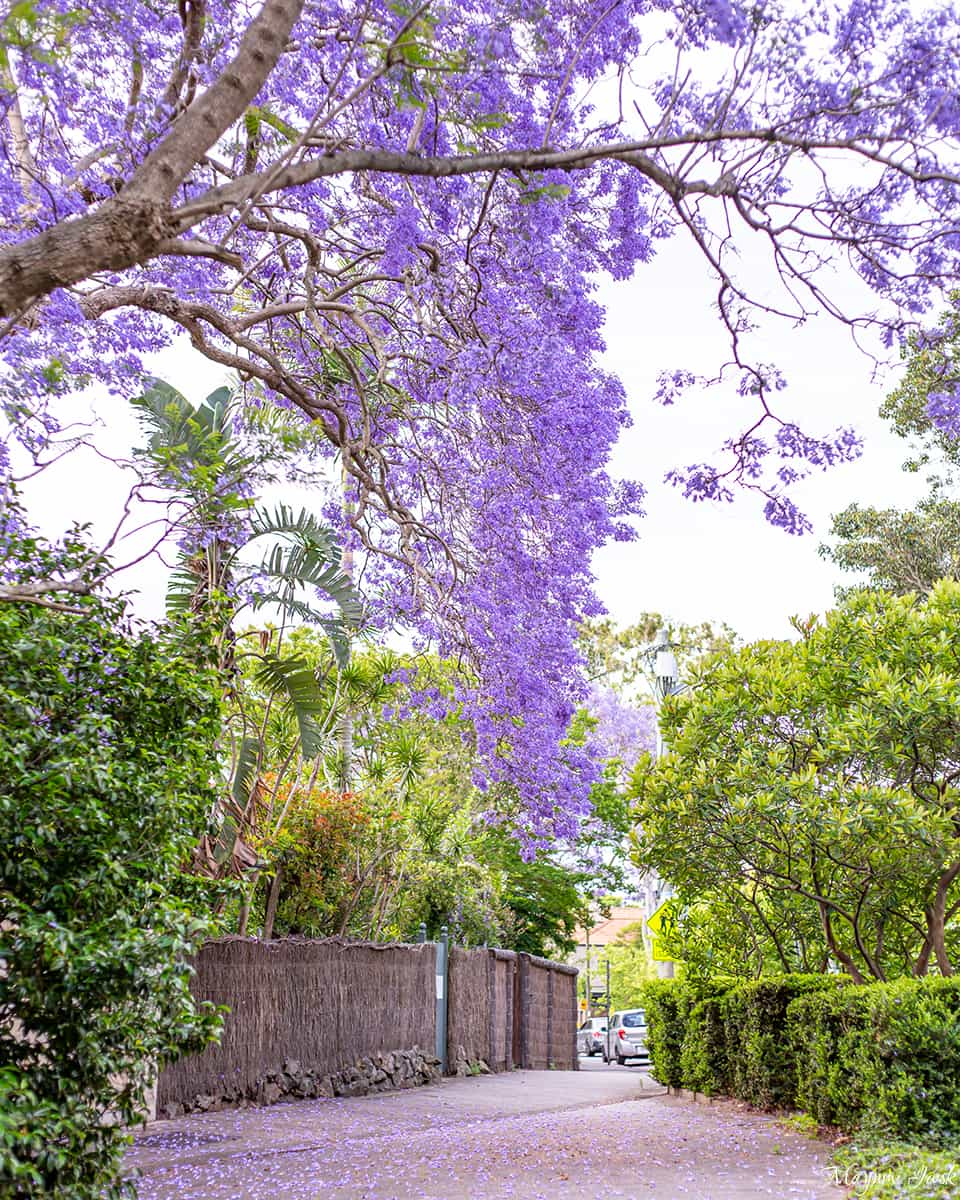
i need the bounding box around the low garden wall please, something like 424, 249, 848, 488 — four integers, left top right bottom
157, 936, 577, 1117
446, 948, 578, 1074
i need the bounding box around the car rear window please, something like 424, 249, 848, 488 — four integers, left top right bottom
622, 1011, 646, 1028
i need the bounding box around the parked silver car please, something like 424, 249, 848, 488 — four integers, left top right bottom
576, 1016, 607, 1056
603, 1009, 649, 1065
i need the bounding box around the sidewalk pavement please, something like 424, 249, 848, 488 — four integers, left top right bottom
128, 1067, 842, 1199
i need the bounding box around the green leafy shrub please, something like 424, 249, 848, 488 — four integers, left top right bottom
0, 539, 224, 1197
833, 1140, 960, 1199
640, 980, 693, 1087
789, 978, 960, 1142
789, 981, 871, 1127
679, 993, 730, 1096
722, 975, 846, 1109
641, 979, 730, 1088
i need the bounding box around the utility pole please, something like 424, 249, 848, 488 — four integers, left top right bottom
651, 628, 681, 980
339, 452, 354, 790
584, 923, 592, 1014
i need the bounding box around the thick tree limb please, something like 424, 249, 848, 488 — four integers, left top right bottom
0, 0, 304, 317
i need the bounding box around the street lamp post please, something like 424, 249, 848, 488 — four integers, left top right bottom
651, 628, 682, 979
652, 628, 680, 753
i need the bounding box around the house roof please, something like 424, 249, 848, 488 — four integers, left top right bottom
572, 906, 647, 947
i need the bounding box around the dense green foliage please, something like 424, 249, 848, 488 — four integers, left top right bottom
240, 634, 633, 956
643, 975, 960, 1150
600, 924, 656, 1010
790, 978, 960, 1141
825, 499, 960, 597
132, 379, 362, 882
0, 534, 223, 1197
639, 979, 705, 1089
644, 976, 842, 1103
834, 1141, 960, 1199
722, 976, 846, 1108
631, 585, 960, 982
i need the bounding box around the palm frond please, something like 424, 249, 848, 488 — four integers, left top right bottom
246, 504, 340, 557
249, 592, 354, 668
231, 735, 261, 807
252, 653, 332, 759
255, 541, 364, 625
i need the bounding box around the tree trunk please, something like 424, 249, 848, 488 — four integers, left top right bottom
262, 866, 283, 941
925, 862, 960, 977
817, 900, 866, 984
237, 893, 251, 936
913, 934, 933, 977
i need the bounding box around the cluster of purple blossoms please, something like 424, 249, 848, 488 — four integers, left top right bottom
3, 0, 960, 837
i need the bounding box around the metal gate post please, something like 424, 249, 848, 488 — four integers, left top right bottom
435, 924, 449, 1073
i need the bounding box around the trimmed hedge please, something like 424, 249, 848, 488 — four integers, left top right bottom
789, 977, 960, 1143
640, 979, 691, 1088
642, 979, 726, 1089
724, 975, 845, 1108
642, 974, 960, 1145
679, 994, 730, 1096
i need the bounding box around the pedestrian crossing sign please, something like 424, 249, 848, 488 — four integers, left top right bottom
647, 900, 679, 962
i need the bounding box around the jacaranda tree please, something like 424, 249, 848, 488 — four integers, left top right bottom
3, 0, 960, 840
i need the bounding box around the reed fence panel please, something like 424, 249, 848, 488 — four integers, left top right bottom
158, 936, 435, 1110
158, 935, 578, 1113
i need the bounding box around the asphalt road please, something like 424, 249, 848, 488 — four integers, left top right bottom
128, 1058, 841, 1200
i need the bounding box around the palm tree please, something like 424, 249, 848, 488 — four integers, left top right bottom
133, 377, 364, 914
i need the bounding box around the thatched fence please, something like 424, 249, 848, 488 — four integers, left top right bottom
157, 935, 578, 1117
445, 947, 578, 1074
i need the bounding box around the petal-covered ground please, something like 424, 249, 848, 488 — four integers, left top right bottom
128, 1065, 841, 1199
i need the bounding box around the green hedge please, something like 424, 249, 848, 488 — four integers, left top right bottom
641, 979, 727, 1089
679, 994, 730, 1096
643, 974, 960, 1145
640, 979, 692, 1088
724, 975, 845, 1108
789, 977, 960, 1143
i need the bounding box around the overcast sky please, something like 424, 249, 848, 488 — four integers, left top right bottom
591, 238, 927, 642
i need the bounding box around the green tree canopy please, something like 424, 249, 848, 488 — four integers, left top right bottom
631, 584, 960, 983
822, 300, 960, 597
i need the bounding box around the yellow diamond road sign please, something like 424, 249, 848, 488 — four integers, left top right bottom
647, 900, 678, 962
646, 899, 675, 936
650, 937, 673, 963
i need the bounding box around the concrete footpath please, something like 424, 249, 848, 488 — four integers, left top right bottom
127, 1064, 842, 1199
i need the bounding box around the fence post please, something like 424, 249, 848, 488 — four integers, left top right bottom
416, 922, 427, 944
435, 925, 449, 1073
487, 949, 497, 1070
546, 967, 554, 1069
573, 968, 580, 1070
519, 954, 531, 1069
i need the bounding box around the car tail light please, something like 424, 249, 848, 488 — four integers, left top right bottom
592, 1031, 601, 1038
618, 1029, 627, 1039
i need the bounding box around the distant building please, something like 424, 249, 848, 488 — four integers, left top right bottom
570, 905, 649, 1010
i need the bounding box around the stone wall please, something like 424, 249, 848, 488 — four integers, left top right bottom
160, 1047, 442, 1119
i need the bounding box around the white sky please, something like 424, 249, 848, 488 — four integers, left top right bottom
591, 240, 928, 642
18, 227, 930, 643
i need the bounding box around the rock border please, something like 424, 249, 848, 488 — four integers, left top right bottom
159, 1046, 442, 1119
